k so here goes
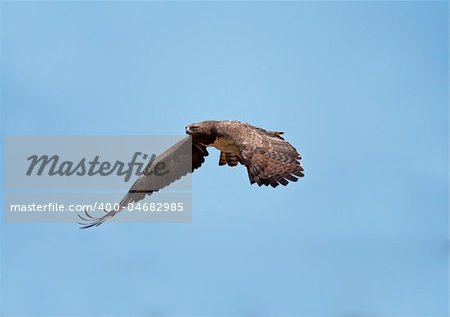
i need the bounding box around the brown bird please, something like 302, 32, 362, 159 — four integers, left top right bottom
79, 120, 304, 228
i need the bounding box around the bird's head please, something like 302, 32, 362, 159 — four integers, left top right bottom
185, 122, 214, 137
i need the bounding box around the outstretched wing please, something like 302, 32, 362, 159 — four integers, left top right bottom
78, 136, 208, 228
220, 122, 303, 187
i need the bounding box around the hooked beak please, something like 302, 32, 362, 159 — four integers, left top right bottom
185, 126, 192, 135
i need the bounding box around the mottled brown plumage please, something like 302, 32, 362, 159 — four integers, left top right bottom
79, 120, 303, 228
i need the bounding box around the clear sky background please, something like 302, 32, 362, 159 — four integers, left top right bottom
1, 1, 448, 316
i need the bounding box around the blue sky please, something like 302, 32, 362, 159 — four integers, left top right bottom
1, 1, 448, 316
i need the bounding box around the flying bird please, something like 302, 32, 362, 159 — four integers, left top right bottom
79, 120, 304, 228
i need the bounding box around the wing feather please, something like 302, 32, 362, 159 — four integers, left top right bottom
217, 122, 303, 188
79, 136, 208, 228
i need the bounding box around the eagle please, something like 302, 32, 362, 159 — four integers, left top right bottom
79, 120, 304, 228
